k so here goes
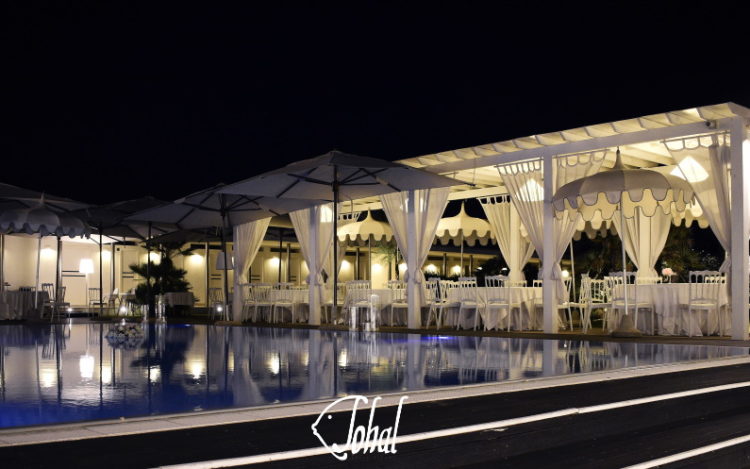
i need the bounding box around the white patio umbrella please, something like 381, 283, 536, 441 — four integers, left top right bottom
219, 150, 463, 315
553, 149, 694, 336
435, 202, 493, 275
127, 184, 320, 318
0, 193, 90, 314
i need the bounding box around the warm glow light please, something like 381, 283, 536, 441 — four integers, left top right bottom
673, 156, 709, 183
268, 256, 280, 267
79, 354, 95, 380
148, 252, 161, 264
398, 262, 407, 272
267, 354, 280, 375
40, 369, 56, 388
41, 247, 56, 259
119, 305, 128, 314
148, 366, 161, 382
561, 269, 570, 279
338, 349, 348, 368
101, 365, 112, 384
100, 250, 112, 261
190, 253, 204, 265
425, 264, 438, 274
517, 179, 545, 202
451, 265, 462, 275
78, 258, 94, 274
188, 359, 205, 380
301, 351, 309, 367
340, 260, 351, 270
372, 263, 383, 273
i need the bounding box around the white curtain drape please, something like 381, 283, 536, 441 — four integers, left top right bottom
479, 195, 534, 282
380, 188, 450, 305
232, 218, 271, 318
611, 208, 672, 278
498, 151, 606, 299
290, 204, 334, 319
665, 134, 731, 271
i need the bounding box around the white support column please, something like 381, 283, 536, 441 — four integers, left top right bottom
308, 208, 321, 325
406, 190, 420, 329
542, 155, 557, 333
730, 117, 749, 340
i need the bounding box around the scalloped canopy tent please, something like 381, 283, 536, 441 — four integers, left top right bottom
554, 149, 696, 336
434, 202, 494, 247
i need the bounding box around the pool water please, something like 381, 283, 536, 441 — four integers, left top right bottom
0, 323, 746, 429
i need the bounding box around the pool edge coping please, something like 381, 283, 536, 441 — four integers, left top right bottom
1, 354, 749, 447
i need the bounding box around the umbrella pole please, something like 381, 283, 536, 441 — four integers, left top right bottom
368, 235, 372, 282
570, 241, 576, 299
54, 236, 62, 321
612, 199, 640, 337
146, 222, 153, 319
220, 211, 230, 321
204, 241, 210, 310
0, 233, 4, 293
332, 166, 339, 323
99, 225, 103, 318
35, 234, 41, 311
460, 232, 464, 276
278, 227, 283, 283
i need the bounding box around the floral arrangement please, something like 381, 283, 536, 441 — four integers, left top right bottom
661, 267, 675, 276
105, 323, 144, 349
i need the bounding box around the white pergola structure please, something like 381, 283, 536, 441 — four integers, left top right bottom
349, 102, 750, 339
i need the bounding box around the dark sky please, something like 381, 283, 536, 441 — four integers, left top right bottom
2, 2, 748, 205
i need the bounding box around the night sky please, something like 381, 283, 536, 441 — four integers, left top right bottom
2, 3, 749, 205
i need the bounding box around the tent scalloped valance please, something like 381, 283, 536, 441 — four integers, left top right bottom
434, 203, 494, 247
553, 169, 694, 222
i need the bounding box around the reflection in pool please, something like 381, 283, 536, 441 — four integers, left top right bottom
0, 323, 746, 428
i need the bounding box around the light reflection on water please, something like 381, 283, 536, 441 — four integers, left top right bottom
0, 323, 746, 428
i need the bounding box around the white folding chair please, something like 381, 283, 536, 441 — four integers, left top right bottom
581, 279, 610, 333
434, 280, 460, 328
606, 272, 655, 334
456, 277, 481, 330
483, 275, 510, 331
386, 280, 407, 326
681, 271, 725, 337
272, 282, 296, 323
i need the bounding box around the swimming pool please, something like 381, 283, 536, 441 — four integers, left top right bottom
0, 322, 746, 429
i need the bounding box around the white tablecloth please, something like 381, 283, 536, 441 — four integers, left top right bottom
612, 283, 729, 336
0, 291, 48, 320
163, 292, 195, 307
446, 287, 542, 330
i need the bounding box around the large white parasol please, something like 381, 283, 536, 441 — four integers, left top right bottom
553, 149, 694, 336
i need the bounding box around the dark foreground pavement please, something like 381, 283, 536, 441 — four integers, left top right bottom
4, 362, 750, 468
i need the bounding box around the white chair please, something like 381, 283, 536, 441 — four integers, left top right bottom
271, 282, 296, 323
433, 280, 460, 328
207, 287, 226, 320
581, 279, 610, 333
386, 280, 407, 326
88, 287, 104, 310
344, 280, 371, 328
424, 278, 442, 327
456, 277, 481, 330
250, 283, 273, 322
323, 282, 346, 324
483, 275, 511, 331
290, 285, 309, 323
680, 271, 725, 337
532, 278, 574, 330
606, 272, 655, 334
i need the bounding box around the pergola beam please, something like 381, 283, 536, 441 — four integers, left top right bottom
419, 120, 724, 175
